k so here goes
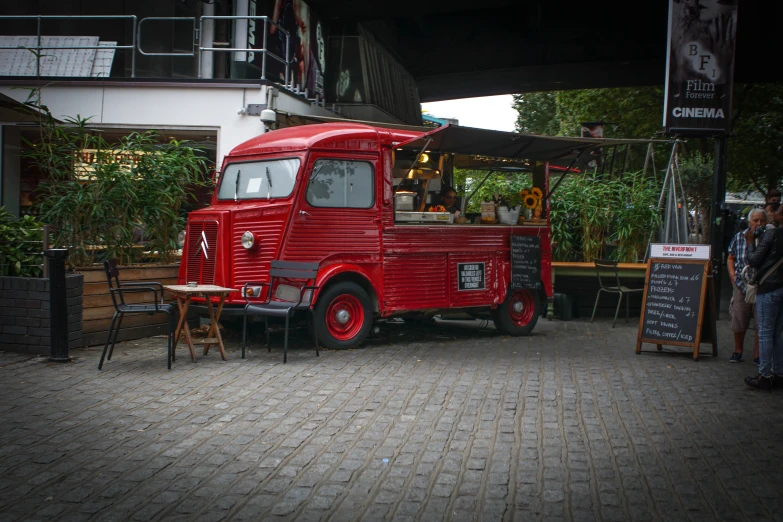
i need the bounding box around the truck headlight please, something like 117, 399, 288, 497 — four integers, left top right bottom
241, 231, 255, 249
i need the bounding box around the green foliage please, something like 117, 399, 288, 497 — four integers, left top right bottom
549, 172, 662, 262
553, 87, 665, 139
0, 207, 44, 277
23, 108, 213, 266
609, 172, 664, 262
677, 152, 714, 241
512, 92, 559, 135
513, 83, 783, 193
452, 170, 533, 212
727, 83, 783, 194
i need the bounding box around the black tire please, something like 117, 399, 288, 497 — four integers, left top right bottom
492, 287, 540, 335
314, 281, 373, 350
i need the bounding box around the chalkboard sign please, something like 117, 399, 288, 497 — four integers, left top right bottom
636, 258, 716, 360
458, 262, 485, 291
510, 236, 541, 289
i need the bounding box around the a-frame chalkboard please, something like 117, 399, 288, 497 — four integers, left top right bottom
635, 258, 717, 361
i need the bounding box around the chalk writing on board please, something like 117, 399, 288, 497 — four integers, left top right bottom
640, 261, 703, 344
511, 236, 541, 289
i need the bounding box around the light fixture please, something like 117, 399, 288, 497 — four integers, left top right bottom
241, 231, 255, 249
418, 153, 430, 164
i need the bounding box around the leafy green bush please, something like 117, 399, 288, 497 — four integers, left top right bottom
23, 112, 212, 266
453, 170, 532, 212
550, 172, 662, 262
0, 207, 44, 277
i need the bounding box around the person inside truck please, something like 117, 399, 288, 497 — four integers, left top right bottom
439, 187, 459, 214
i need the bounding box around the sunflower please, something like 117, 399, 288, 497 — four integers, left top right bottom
531, 187, 543, 199
519, 189, 530, 197
523, 194, 539, 209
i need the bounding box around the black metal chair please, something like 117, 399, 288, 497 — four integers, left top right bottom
242, 261, 320, 363
590, 260, 644, 328
98, 258, 177, 370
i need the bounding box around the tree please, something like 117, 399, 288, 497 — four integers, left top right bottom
554, 87, 665, 139
726, 83, 783, 194
513, 83, 783, 194
512, 92, 559, 135
677, 152, 714, 242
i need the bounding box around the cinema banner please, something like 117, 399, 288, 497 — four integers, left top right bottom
663, 0, 738, 135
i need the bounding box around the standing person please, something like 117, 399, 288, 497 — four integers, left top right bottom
744, 205, 783, 389
766, 188, 781, 207
727, 209, 767, 363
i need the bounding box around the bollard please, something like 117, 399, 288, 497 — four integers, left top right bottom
45, 249, 70, 362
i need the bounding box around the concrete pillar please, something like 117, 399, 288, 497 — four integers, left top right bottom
200, 1, 215, 79
234, 0, 249, 63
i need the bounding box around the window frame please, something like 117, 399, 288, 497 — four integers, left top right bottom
305, 158, 376, 209
216, 157, 301, 201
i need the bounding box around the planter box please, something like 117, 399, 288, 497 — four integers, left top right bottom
0, 274, 83, 355
75, 263, 197, 347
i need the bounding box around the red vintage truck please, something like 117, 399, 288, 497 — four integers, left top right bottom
179, 122, 595, 349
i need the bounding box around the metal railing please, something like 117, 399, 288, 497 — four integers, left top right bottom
0, 14, 294, 87
197, 15, 291, 86
136, 17, 196, 57
0, 15, 137, 77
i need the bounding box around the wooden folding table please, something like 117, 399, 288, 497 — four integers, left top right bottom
163, 285, 238, 362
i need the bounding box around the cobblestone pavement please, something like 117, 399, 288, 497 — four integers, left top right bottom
1, 315, 783, 522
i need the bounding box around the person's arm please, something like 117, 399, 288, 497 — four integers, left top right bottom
747, 228, 774, 268
727, 253, 737, 286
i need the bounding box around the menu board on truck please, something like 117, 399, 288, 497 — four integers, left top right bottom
510, 236, 541, 290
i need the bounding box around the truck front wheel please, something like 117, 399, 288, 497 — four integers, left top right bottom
314, 281, 372, 350
492, 288, 540, 336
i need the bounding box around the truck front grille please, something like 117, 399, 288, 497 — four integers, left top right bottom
185, 221, 218, 284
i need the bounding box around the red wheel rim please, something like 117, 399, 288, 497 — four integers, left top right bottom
325, 294, 365, 341
508, 289, 535, 326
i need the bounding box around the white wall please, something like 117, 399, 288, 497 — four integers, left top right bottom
0, 84, 335, 169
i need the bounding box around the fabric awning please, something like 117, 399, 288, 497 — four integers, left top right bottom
0, 93, 52, 123
394, 124, 672, 163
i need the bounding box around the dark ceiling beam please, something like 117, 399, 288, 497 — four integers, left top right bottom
306, 0, 519, 21
416, 60, 665, 102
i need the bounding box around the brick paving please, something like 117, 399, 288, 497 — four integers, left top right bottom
1, 315, 783, 521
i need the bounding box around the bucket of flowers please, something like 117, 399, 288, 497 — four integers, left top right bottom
519, 187, 544, 221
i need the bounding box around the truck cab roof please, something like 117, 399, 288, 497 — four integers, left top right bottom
228, 123, 426, 158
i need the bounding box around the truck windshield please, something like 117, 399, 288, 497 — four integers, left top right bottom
217, 158, 300, 200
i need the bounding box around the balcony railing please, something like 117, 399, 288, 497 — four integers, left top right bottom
0, 14, 294, 89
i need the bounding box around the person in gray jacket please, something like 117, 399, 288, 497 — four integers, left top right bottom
745, 204, 783, 389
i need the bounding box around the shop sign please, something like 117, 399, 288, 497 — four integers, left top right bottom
74, 149, 147, 179
650, 243, 711, 260
458, 262, 485, 291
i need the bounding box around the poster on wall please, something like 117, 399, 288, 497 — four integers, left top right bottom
580, 122, 603, 170
663, 0, 738, 135
327, 35, 365, 103
255, 0, 324, 98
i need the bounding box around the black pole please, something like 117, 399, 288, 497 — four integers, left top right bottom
46, 249, 70, 362
710, 136, 729, 319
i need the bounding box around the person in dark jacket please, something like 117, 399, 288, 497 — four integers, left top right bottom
745, 204, 783, 389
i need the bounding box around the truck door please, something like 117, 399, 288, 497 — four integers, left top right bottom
286, 153, 381, 264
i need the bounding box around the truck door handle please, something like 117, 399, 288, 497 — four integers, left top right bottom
299, 210, 311, 217
373, 217, 381, 223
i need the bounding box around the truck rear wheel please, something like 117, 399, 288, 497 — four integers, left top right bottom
314, 281, 372, 350
492, 288, 540, 336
